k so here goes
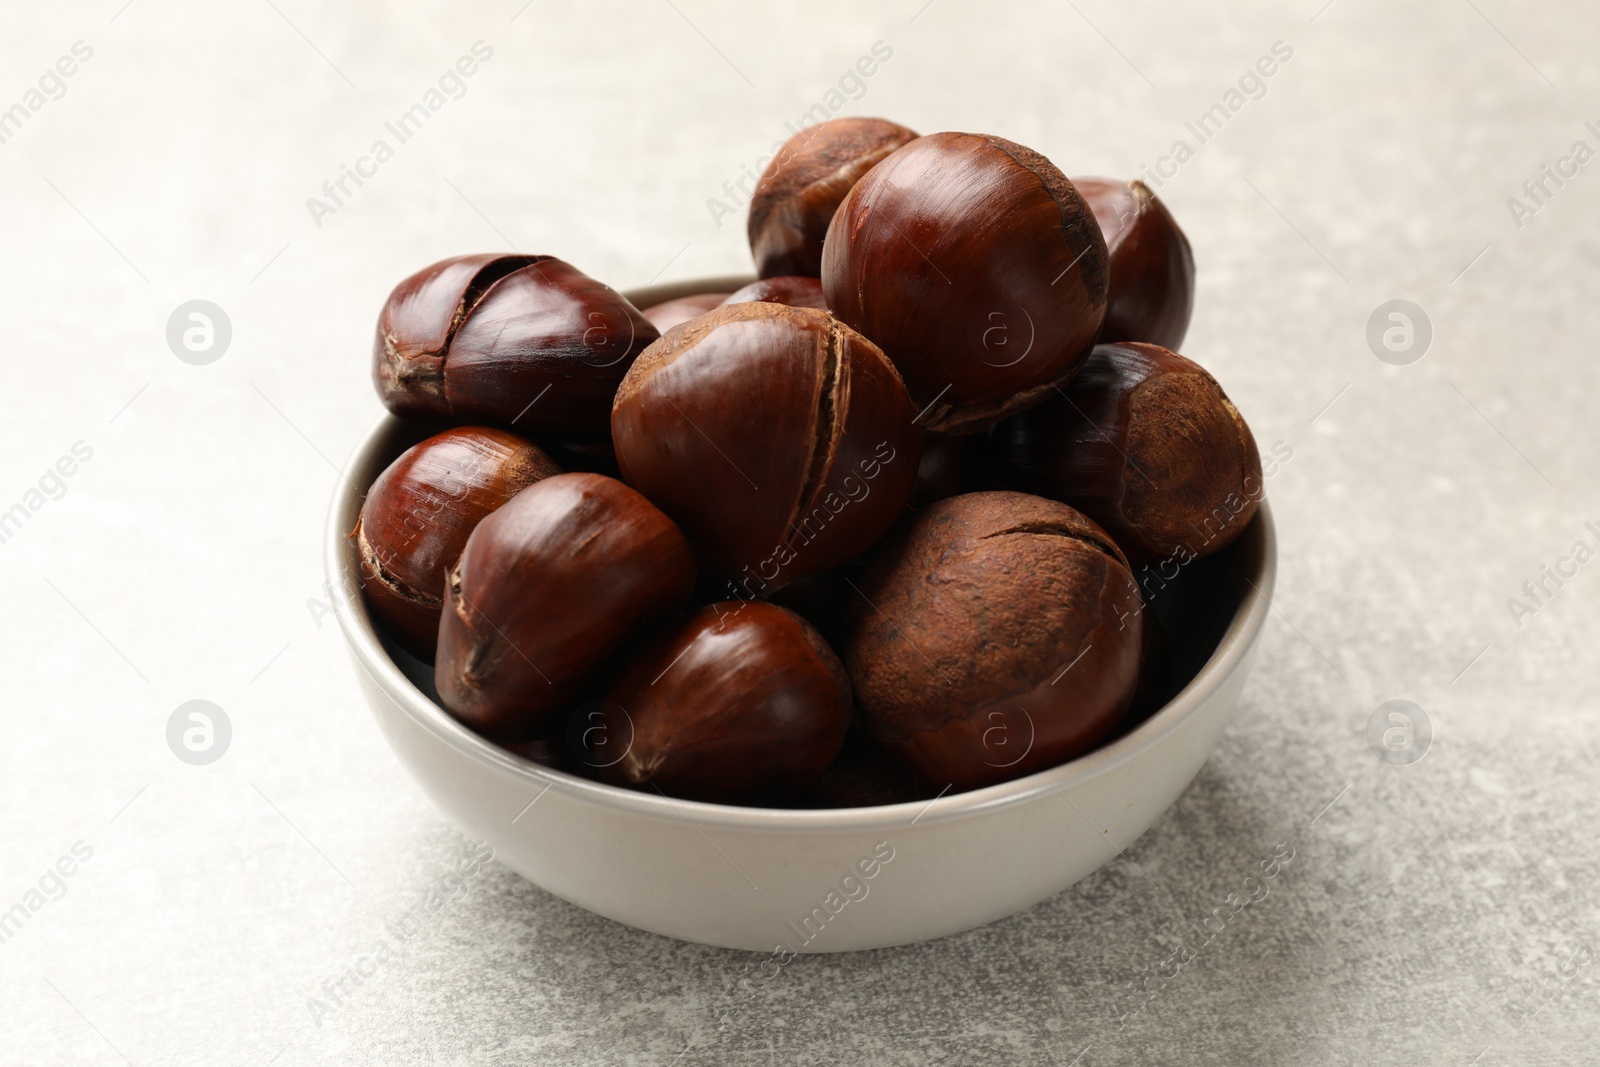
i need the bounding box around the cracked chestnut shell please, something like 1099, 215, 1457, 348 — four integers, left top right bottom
354, 427, 560, 659
720, 275, 826, 311
847, 491, 1143, 792
1075, 177, 1195, 349
435, 472, 695, 740
822, 132, 1108, 434
748, 116, 919, 278
373, 254, 657, 440
611, 302, 921, 595
641, 292, 728, 333
587, 601, 850, 804
992, 342, 1261, 563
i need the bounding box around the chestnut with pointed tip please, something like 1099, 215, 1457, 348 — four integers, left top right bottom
641, 292, 729, 333
992, 342, 1261, 563
1075, 177, 1195, 349
823, 132, 1108, 434
435, 472, 695, 741
748, 116, 919, 279
847, 491, 1143, 792
611, 302, 921, 595
354, 427, 560, 659
719, 275, 827, 311
585, 601, 851, 804
373, 254, 657, 440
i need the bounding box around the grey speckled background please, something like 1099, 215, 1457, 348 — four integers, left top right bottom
2, 1, 1598, 1064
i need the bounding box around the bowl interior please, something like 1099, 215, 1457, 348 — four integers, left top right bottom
327, 281, 1276, 832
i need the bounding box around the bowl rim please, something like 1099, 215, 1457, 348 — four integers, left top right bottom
328, 295, 1276, 834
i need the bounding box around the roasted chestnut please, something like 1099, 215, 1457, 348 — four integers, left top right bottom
748, 116, 919, 279
719, 275, 826, 311
373, 254, 657, 440
435, 472, 695, 740
611, 302, 921, 595
584, 601, 850, 804
822, 132, 1108, 434
641, 292, 729, 332
1075, 177, 1195, 349
992, 342, 1261, 563
354, 427, 560, 658
847, 491, 1143, 791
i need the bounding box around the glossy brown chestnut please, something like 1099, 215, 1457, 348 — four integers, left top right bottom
373, 254, 657, 441
640, 292, 728, 333
1075, 177, 1195, 349
992, 342, 1261, 563
354, 427, 560, 659
611, 302, 921, 595
822, 132, 1108, 434
719, 276, 827, 311
847, 491, 1143, 792
748, 116, 919, 278
586, 601, 850, 804
435, 472, 695, 740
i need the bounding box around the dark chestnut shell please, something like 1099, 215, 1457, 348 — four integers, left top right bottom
822, 132, 1108, 434
1075, 177, 1195, 349
373, 255, 657, 441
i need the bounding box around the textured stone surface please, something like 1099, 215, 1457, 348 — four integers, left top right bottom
2, 1, 1597, 1064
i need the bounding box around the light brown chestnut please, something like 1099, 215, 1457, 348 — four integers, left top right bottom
719, 276, 827, 311
373, 254, 656, 440
748, 116, 919, 278
1074, 177, 1195, 349
640, 292, 729, 333
823, 132, 1108, 433
435, 473, 695, 740
354, 427, 560, 659
611, 302, 921, 595
847, 492, 1143, 792
992, 342, 1261, 563
584, 601, 850, 804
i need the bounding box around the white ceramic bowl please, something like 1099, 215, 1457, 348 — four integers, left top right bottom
327, 277, 1277, 953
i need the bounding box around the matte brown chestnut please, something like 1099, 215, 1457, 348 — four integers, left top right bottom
611, 302, 921, 595
354, 427, 560, 659
719, 276, 826, 311
992, 342, 1262, 563
847, 491, 1143, 792
373, 254, 657, 440
435, 472, 695, 740
641, 292, 728, 333
1075, 177, 1195, 349
822, 132, 1108, 434
587, 601, 850, 804
747, 116, 919, 279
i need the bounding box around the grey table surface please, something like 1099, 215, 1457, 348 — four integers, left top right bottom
3, 1, 1598, 1064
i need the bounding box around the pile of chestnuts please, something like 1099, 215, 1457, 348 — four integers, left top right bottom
355, 115, 1262, 807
